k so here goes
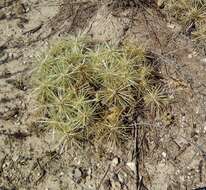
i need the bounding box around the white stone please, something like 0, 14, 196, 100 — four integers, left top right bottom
162, 152, 167, 158
188, 54, 193, 59
167, 23, 175, 29
111, 157, 119, 167
126, 162, 136, 173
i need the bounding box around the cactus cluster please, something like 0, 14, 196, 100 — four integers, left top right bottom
165, 0, 206, 48
33, 36, 168, 147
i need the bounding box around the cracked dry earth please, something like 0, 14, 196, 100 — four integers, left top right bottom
0, 0, 206, 189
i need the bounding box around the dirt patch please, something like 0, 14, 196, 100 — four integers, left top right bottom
50, 0, 98, 34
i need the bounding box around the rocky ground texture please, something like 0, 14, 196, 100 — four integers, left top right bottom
0, 0, 206, 189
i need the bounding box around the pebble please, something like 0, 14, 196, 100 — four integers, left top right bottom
111, 157, 119, 167
162, 152, 167, 158
126, 162, 136, 173
188, 51, 198, 59
73, 168, 82, 179
3, 161, 9, 168
87, 168, 92, 176
59, 172, 64, 177
167, 23, 175, 29
9, 52, 19, 59
167, 22, 182, 32
188, 54, 193, 59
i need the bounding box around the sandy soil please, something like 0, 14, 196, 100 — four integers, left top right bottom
0, 0, 206, 189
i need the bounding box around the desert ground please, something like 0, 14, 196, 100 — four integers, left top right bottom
0, 0, 206, 189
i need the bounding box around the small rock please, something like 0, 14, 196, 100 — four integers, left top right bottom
74, 168, 82, 178
59, 172, 64, 176
188, 51, 198, 59
162, 152, 167, 158
87, 168, 92, 176
126, 162, 136, 173
167, 23, 175, 29
73, 168, 82, 183
3, 161, 9, 168
167, 22, 182, 32
188, 54, 193, 59
111, 157, 119, 167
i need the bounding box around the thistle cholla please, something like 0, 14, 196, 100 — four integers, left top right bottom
33, 36, 168, 147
